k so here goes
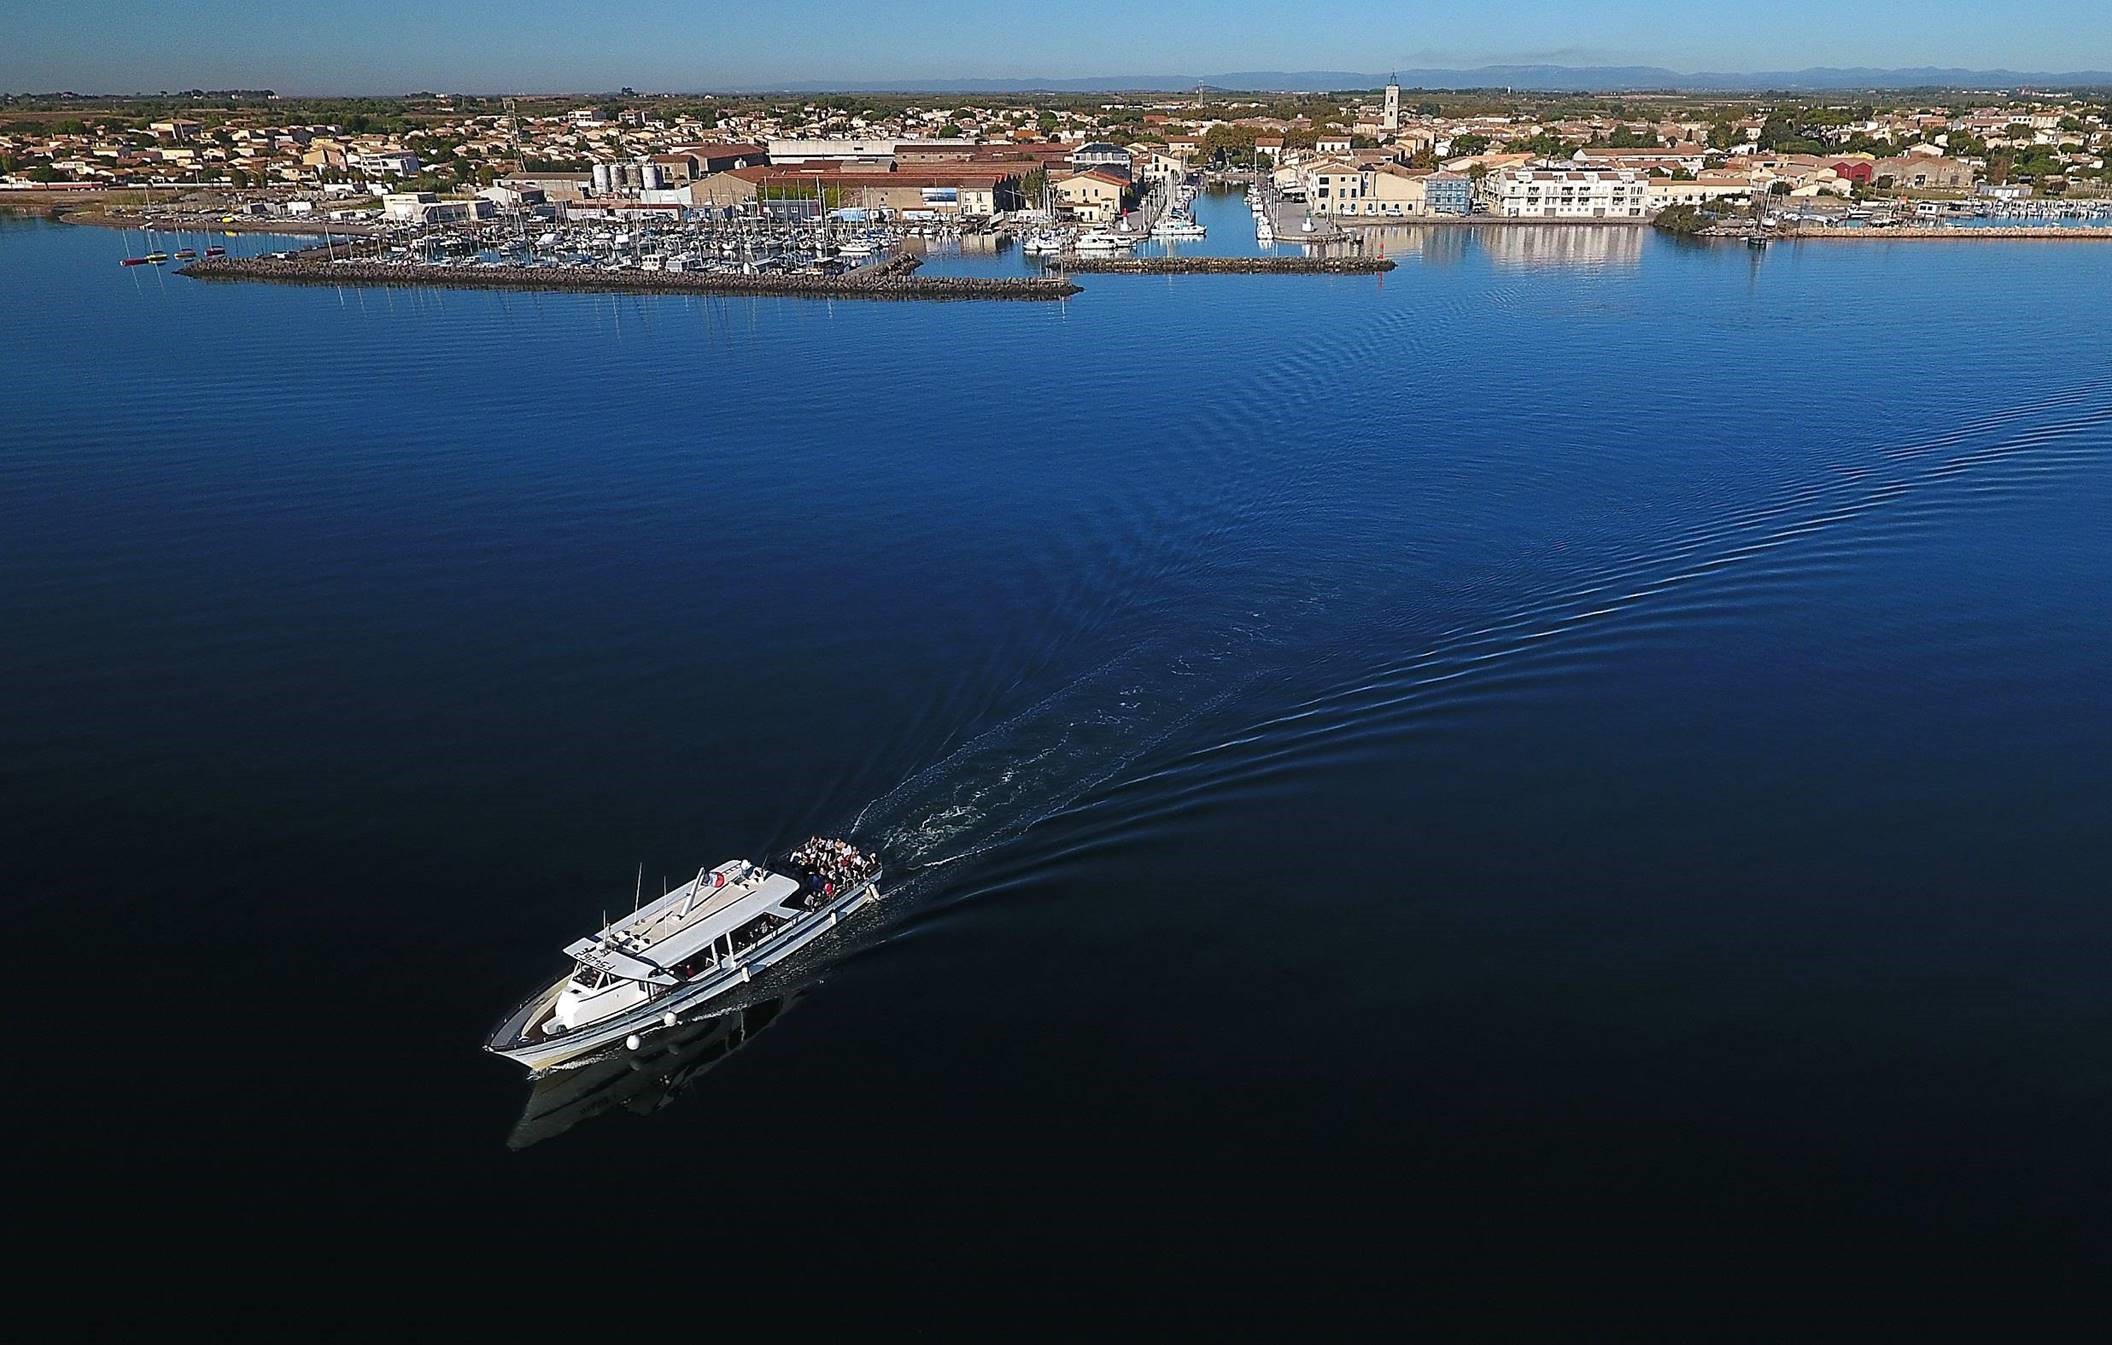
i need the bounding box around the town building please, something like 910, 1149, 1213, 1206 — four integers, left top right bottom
380, 191, 495, 224
1052, 167, 1131, 223
1070, 142, 1133, 174
1482, 166, 1648, 219
686, 163, 1027, 219
354, 150, 421, 180
1422, 172, 1474, 215
1304, 160, 1434, 217
1643, 174, 1752, 211
1873, 155, 1974, 190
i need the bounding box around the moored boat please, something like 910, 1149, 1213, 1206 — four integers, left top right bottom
1070, 228, 1135, 253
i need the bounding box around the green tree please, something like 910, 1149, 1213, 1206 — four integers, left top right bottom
1652, 202, 1712, 234
1508, 130, 1573, 160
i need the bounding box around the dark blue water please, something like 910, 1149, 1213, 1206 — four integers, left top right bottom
5, 196, 2111, 1329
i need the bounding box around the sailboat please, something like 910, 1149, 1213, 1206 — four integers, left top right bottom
1020, 175, 1067, 253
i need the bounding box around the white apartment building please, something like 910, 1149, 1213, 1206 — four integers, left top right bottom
1483, 166, 1648, 219
354, 150, 421, 179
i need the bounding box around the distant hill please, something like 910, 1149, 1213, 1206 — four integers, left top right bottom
766, 65, 2112, 94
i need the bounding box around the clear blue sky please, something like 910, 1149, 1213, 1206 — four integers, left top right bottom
6, 0, 2109, 93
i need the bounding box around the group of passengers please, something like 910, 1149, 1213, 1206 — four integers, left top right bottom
790, 836, 879, 892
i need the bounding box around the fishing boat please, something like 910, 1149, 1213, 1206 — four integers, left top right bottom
144, 251, 169, 264
1020, 229, 1067, 254
204, 245, 227, 257
1150, 211, 1207, 239
173, 248, 197, 260
486, 839, 883, 1074
120, 257, 149, 267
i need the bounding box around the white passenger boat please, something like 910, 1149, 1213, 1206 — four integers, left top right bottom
1020, 229, 1067, 254
1150, 213, 1207, 239
487, 839, 882, 1074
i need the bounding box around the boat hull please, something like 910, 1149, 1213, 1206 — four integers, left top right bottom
486, 877, 880, 1074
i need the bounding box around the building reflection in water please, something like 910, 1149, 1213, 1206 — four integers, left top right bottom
505, 993, 802, 1150
1351, 223, 1473, 266
1352, 222, 1645, 270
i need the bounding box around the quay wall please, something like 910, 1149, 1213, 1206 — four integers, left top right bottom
1725, 225, 2112, 241
1058, 256, 1397, 274
176, 253, 1082, 300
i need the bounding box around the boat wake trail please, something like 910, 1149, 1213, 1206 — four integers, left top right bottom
849, 633, 1271, 882
1186, 373, 2112, 789
846, 371, 2112, 895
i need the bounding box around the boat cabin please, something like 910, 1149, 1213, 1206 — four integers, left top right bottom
544, 861, 809, 1034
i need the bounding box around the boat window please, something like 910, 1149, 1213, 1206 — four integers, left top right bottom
570, 966, 610, 991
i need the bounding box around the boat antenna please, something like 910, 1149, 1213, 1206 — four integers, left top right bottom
633, 863, 643, 914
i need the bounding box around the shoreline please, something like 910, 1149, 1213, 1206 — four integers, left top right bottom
58, 207, 383, 237
1330, 216, 1651, 228
1682, 223, 2112, 240
1772, 224, 2112, 240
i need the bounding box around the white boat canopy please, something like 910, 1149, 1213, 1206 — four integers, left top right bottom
562, 869, 804, 984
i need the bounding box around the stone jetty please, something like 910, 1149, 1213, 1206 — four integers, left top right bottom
177, 249, 1082, 300
1055, 255, 1397, 274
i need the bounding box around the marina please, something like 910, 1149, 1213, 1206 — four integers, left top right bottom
179, 247, 1083, 298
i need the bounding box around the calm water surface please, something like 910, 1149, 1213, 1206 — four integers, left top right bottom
4, 197, 2110, 1327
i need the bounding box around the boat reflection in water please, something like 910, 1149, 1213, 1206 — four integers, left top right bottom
505, 993, 802, 1150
